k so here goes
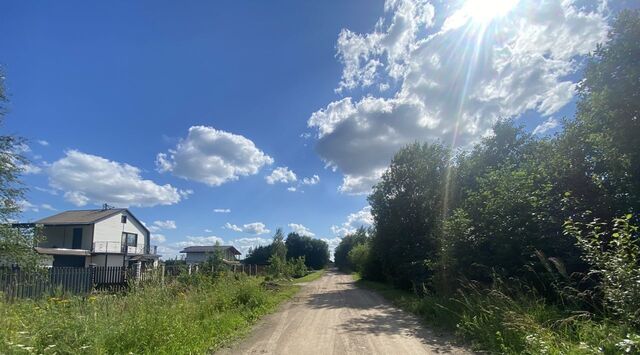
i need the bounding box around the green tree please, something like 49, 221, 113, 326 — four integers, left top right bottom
266, 228, 289, 279
368, 142, 451, 290
0, 68, 44, 270
243, 244, 272, 265
347, 242, 370, 275
285, 232, 329, 270
202, 242, 226, 275
334, 227, 368, 272
559, 10, 640, 220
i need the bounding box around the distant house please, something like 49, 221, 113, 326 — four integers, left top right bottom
180, 245, 241, 265
23, 208, 160, 268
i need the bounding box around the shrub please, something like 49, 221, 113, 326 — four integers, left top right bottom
564, 214, 640, 326
289, 257, 308, 278
348, 242, 370, 275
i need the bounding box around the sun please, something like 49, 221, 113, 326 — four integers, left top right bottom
463, 0, 518, 23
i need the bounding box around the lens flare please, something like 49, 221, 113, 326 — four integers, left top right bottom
463, 0, 518, 23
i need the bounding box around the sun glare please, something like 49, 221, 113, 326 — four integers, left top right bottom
463, 0, 518, 23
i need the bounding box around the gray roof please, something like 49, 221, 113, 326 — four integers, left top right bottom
180, 245, 241, 255
34, 209, 150, 235
35, 209, 126, 225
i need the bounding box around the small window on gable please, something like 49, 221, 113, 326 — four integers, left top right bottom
121, 215, 127, 224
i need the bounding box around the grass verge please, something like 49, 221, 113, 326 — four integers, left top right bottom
293, 269, 326, 283
354, 276, 640, 354
0, 273, 299, 354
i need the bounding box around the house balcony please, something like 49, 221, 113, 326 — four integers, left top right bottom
92, 242, 157, 255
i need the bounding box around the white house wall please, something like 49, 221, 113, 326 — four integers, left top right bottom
93, 211, 148, 252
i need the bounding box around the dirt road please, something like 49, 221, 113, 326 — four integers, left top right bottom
218, 270, 471, 355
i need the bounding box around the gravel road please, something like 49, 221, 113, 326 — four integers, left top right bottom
217, 270, 471, 355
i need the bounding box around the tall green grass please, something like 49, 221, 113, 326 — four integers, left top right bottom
0, 273, 298, 354
356, 278, 640, 354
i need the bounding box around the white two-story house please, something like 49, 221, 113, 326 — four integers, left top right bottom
32, 208, 160, 268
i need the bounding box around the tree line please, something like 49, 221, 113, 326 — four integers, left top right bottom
335, 10, 640, 324
244, 229, 330, 271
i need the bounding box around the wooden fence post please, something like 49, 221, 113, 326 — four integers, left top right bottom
161, 264, 165, 285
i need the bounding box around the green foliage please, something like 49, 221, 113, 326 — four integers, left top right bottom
285, 232, 329, 270
293, 269, 325, 283
0, 68, 45, 270
0, 274, 297, 354
560, 9, 640, 219
200, 242, 227, 275
243, 244, 272, 265
0, 225, 46, 270
271, 228, 286, 261
347, 242, 369, 275
357, 11, 640, 353
334, 227, 368, 272
288, 256, 308, 278
357, 277, 640, 354
565, 214, 640, 326
368, 142, 451, 289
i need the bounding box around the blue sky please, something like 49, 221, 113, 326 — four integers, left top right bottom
0, 0, 632, 258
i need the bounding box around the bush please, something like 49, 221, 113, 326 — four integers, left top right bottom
348, 242, 370, 275
564, 214, 640, 326
289, 257, 308, 278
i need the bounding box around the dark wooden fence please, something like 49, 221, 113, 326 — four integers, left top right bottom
0, 267, 94, 300
0, 263, 266, 300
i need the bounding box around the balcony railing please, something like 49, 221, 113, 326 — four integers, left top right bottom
92, 242, 154, 255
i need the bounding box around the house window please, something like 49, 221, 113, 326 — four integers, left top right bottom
123, 232, 137, 247
121, 215, 127, 224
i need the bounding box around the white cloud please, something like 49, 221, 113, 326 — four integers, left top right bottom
157, 245, 181, 260
287, 186, 297, 192
320, 237, 343, 260
16, 200, 38, 213
331, 206, 374, 236
37, 140, 49, 146
309, 0, 608, 194
224, 222, 243, 232
265, 166, 297, 184
151, 234, 167, 243
242, 222, 270, 235
288, 223, 315, 237
171, 235, 272, 257
156, 126, 273, 186
20, 163, 42, 175
48, 150, 185, 207
213, 208, 231, 213
34, 186, 58, 196
175, 235, 225, 248
153, 220, 177, 230
533, 117, 560, 135
204, 229, 213, 233
231, 237, 272, 257
224, 222, 271, 235
301, 175, 320, 185
15, 143, 31, 154
40, 204, 56, 211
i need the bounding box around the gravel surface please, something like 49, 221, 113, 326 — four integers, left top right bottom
217, 270, 472, 355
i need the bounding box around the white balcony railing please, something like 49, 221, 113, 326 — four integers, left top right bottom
92, 241, 147, 255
